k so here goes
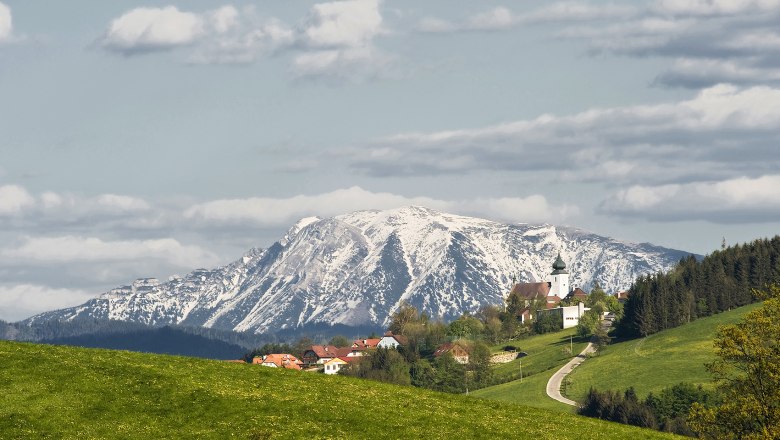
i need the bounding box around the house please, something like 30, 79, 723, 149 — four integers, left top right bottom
377, 331, 407, 349
254, 354, 303, 370
615, 291, 630, 304
302, 345, 352, 366
537, 302, 590, 329
565, 287, 589, 303
343, 338, 381, 357
351, 338, 381, 350
433, 342, 470, 364
322, 357, 349, 375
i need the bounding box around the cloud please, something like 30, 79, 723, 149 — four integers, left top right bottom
0, 185, 34, 215
599, 174, 780, 223
99, 2, 391, 81
183, 186, 576, 226
292, 0, 393, 81
345, 84, 780, 185
100, 6, 206, 54
301, 0, 383, 48
0, 1, 11, 42
418, 2, 637, 33
555, 0, 780, 87
3, 235, 219, 268
0, 284, 96, 322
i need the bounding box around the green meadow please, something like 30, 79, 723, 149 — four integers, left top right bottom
565, 302, 762, 402
0, 340, 680, 439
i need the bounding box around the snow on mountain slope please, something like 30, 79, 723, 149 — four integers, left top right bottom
26, 207, 692, 333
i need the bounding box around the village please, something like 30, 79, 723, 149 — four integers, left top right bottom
244, 254, 628, 378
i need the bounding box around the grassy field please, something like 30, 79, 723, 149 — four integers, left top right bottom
0, 340, 682, 439
471, 368, 573, 413
490, 328, 589, 384
471, 328, 588, 412
565, 302, 762, 402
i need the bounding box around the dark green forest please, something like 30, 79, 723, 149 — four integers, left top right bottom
616, 236, 780, 337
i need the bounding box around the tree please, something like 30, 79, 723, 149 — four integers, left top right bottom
328, 335, 351, 348
469, 341, 493, 388
576, 309, 600, 338
388, 303, 424, 336
533, 311, 562, 334
689, 286, 780, 439
447, 315, 483, 339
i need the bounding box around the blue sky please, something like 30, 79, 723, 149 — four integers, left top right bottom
1, 0, 780, 320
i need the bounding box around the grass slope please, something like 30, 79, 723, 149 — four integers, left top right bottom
0, 341, 680, 439
565, 302, 762, 402
490, 328, 589, 384
472, 328, 588, 412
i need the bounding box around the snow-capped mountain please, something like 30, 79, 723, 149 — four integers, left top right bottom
26, 207, 692, 333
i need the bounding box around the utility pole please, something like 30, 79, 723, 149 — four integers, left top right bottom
519, 360, 523, 383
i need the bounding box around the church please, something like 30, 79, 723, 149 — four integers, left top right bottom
507, 253, 590, 328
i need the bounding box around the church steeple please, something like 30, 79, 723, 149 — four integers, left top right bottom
551, 252, 568, 275
549, 252, 570, 298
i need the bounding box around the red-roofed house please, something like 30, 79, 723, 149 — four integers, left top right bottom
616, 291, 630, 304
565, 287, 589, 303
302, 345, 353, 366
257, 354, 303, 370
433, 342, 470, 364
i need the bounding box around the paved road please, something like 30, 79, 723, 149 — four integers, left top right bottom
545, 341, 596, 406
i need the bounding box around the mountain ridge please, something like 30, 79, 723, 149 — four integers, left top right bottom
25, 206, 694, 333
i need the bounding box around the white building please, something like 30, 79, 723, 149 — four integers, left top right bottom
538, 301, 590, 329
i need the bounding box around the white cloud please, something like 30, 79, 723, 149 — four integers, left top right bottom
3, 235, 219, 268
599, 175, 780, 222
467, 7, 515, 30
0, 185, 35, 215
0, 1, 12, 42
101, 6, 205, 54
99, 2, 389, 81
0, 284, 96, 322
653, 0, 780, 16
293, 0, 392, 80
301, 0, 383, 48
347, 84, 780, 185
184, 186, 576, 227
418, 2, 637, 33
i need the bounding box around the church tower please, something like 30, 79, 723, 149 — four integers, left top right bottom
549, 253, 569, 298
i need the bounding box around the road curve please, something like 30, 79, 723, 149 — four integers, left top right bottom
545, 342, 596, 406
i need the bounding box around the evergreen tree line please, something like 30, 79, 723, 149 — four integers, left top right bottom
579, 383, 714, 437
616, 236, 780, 337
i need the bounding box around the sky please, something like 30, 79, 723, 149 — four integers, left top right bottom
1, 0, 779, 321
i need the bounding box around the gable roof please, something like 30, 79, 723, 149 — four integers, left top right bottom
381, 332, 408, 345
565, 288, 589, 301
433, 342, 470, 357
352, 338, 381, 349
510, 282, 551, 300
261, 354, 302, 370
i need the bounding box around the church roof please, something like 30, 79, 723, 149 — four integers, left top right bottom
551, 253, 569, 275
509, 282, 550, 300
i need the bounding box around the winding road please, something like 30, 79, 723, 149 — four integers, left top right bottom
546, 316, 612, 406
545, 341, 596, 406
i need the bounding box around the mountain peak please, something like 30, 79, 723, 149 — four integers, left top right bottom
27, 207, 693, 334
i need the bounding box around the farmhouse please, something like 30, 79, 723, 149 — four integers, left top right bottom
377, 331, 407, 349
433, 342, 470, 364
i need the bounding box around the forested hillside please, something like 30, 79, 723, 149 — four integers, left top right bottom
617, 236, 780, 337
